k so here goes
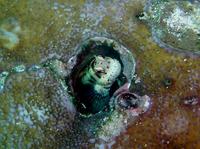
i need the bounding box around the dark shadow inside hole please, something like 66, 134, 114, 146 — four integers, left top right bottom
135, 12, 144, 19
118, 93, 139, 110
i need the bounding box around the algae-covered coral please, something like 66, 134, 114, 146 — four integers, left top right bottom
0, 17, 22, 49
143, 0, 200, 55
0, 0, 200, 148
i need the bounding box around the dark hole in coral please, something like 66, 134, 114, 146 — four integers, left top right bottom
118, 93, 139, 110
162, 77, 175, 88
182, 95, 200, 107
69, 39, 126, 115
135, 12, 145, 19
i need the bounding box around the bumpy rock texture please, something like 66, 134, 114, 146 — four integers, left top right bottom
0, 0, 200, 148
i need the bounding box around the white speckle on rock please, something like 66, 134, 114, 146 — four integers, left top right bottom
161, 110, 189, 136
163, 5, 200, 37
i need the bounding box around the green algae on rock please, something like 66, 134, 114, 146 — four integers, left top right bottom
0, 62, 77, 148
0, 0, 200, 148
0, 35, 152, 147
0, 71, 9, 92
142, 0, 200, 55
0, 17, 21, 50
0, 64, 29, 92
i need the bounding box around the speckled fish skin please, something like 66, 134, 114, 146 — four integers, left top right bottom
77, 55, 121, 114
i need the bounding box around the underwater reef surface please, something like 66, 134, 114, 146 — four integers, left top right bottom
143, 0, 200, 55
0, 0, 200, 148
